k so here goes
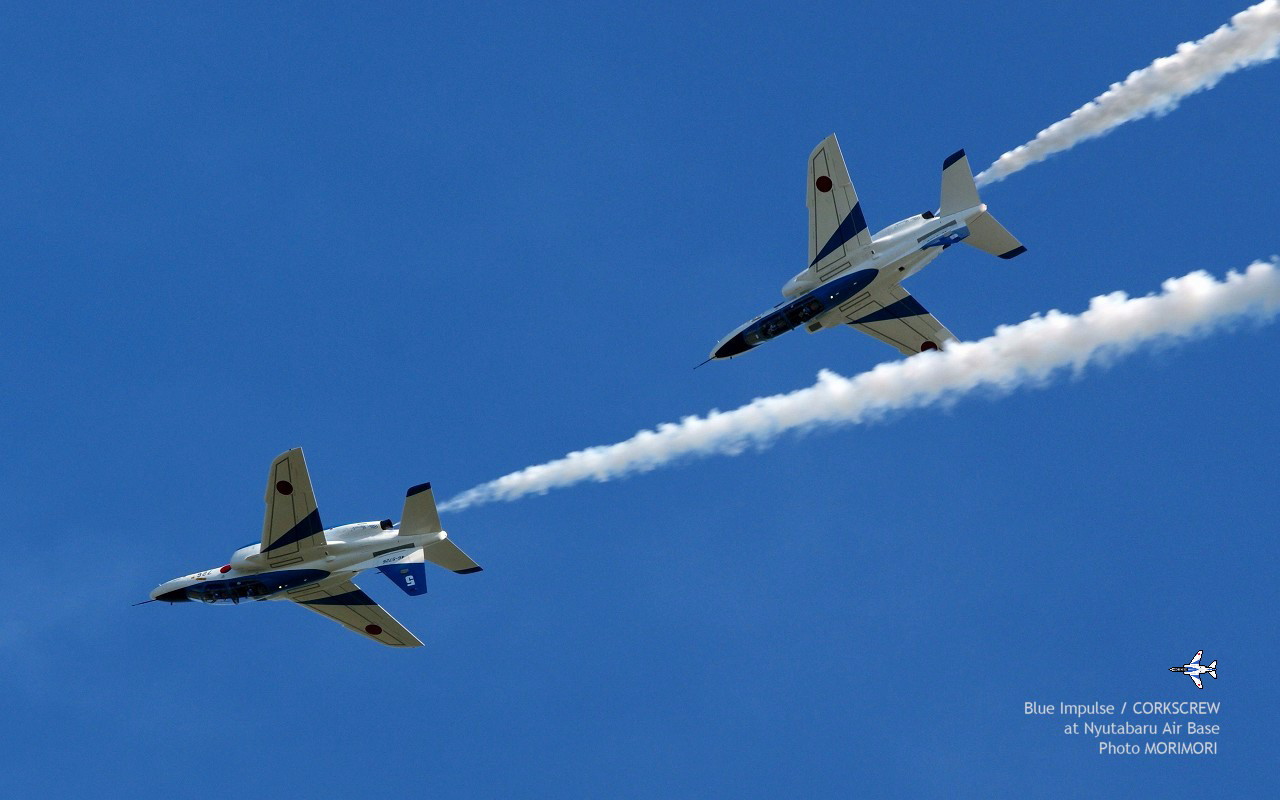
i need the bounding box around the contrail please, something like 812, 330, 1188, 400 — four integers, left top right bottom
442, 260, 1280, 511
976, 0, 1280, 186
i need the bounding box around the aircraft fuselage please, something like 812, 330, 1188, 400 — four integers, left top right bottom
150, 521, 444, 605
1169, 665, 1212, 675
711, 203, 985, 360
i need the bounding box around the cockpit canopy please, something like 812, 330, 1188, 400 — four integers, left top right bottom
187, 568, 329, 604
743, 298, 826, 345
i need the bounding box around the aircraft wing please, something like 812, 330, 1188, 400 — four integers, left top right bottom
841, 284, 958, 355
1189, 674, 1204, 689
261, 448, 328, 567
1189, 650, 1204, 665
289, 579, 423, 647
808, 134, 874, 283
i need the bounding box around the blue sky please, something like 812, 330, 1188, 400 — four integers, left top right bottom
2, 2, 1276, 796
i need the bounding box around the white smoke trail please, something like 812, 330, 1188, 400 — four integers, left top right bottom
976, 0, 1280, 186
442, 260, 1280, 511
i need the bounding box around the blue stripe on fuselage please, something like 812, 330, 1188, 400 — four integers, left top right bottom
738, 269, 879, 347
813, 268, 879, 306
921, 226, 970, 251
183, 568, 330, 602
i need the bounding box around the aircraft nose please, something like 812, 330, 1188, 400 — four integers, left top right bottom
153, 588, 192, 603
713, 333, 751, 359
151, 581, 193, 603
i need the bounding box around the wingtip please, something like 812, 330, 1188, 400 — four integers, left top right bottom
406, 481, 433, 497
999, 245, 1027, 260
810, 133, 840, 157
942, 149, 966, 170
455, 566, 484, 574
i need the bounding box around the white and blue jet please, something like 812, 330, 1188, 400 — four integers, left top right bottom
710, 134, 1026, 360
146, 448, 481, 647
1169, 650, 1218, 689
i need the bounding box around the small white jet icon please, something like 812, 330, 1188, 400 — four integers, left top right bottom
1169, 650, 1218, 689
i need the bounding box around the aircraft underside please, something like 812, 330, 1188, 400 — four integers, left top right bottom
709, 134, 1024, 361
156, 568, 332, 604
149, 449, 483, 647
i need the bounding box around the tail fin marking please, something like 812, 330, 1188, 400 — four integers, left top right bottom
378, 559, 429, 596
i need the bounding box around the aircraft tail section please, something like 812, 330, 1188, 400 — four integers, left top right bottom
939, 150, 981, 216
938, 149, 1027, 260
400, 482, 443, 537
423, 535, 483, 574
1208, 660, 1218, 678
965, 211, 1026, 260
397, 481, 482, 574
378, 558, 428, 596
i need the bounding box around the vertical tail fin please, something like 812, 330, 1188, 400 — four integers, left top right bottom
939, 149, 1027, 260
939, 150, 981, 215
378, 553, 429, 596
398, 481, 483, 574
400, 482, 443, 537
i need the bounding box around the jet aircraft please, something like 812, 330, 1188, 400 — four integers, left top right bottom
709, 134, 1026, 360
146, 448, 481, 647
1169, 650, 1218, 689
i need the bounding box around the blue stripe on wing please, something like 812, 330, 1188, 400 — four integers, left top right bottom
264, 507, 324, 552
851, 295, 929, 324
811, 203, 868, 266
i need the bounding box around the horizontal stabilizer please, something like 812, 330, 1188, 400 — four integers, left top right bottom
400, 482, 443, 537
964, 211, 1026, 260
423, 536, 483, 574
